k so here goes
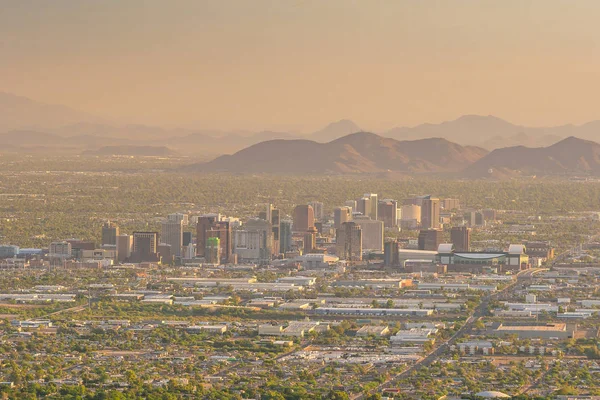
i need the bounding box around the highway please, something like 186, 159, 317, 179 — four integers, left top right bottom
356, 268, 545, 399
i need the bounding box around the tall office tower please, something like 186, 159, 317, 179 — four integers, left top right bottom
206, 222, 232, 263
158, 243, 173, 264
308, 201, 325, 222
279, 220, 293, 254
233, 218, 272, 263
344, 200, 357, 213
182, 231, 193, 247
260, 204, 280, 255
400, 204, 422, 229
205, 237, 221, 264
102, 222, 119, 246
167, 213, 189, 225
196, 214, 220, 257
384, 240, 400, 267
378, 199, 398, 228
353, 215, 384, 251
403, 195, 429, 207
418, 229, 443, 251
421, 198, 441, 229
196, 214, 231, 263
161, 219, 184, 257
132, 232, 159, 262
334, 206, 352, 229
258, 203, 274, 222
442, 198, 460, 210
270, 208, 280, 255
363, 193, 378, 220
450, 226, 471, 252
293, 205, 314, 232
117, 234, 133, 262
304, 226, 317, 254
336, 222, 362, 261
356, 197, 371, 217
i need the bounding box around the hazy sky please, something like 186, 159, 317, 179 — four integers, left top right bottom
2, 0, 600, 131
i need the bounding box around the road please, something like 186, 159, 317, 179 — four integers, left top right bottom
356, 268, 544, 399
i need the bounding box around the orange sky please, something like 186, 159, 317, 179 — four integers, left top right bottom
1, 0, 600, 131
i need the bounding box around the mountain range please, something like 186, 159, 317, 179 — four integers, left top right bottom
187, 133, 487, 175
3, 91, 600, 177
187, 133, 600, 178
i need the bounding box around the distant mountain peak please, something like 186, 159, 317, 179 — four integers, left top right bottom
310, 119, 362, 142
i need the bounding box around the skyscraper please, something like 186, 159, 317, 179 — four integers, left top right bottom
279, 220, 293, 254
132, 232, 159, 262
117, 234, 132, 262
421, 198, 440, 229
418, 229, 443, 251
384, 240, 400, 267
336, 222, 362, 261
353, 215, 384, 251
102, 222, 119, 246
304, 226, 317, 254
356, 197, 370, 218
450, 226, 471, 252
293, 205, 314, 232
167, 213, 189, 225
363, 193, 378, 220
233, 218, 272, 264
334, 206, 352, 229
378, 199, 398, 228
205, 237, 221, 264
308, 201, 324, 222
196, 214, 232, 262
161, 219, 184, 257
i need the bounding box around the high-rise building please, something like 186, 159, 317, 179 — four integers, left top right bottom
308, 201, 325, 222
132, 232, 159, 262
279, 220, 293, 254
102, 222, 119, 246
356, 197, 370, 217
378, 199, 398, 228
196, 214, 231, 263
353, 216, 384, 252
418, 229, 443, 251
363, 193, 378, 220
293, 205, 314, 232
233, 218, 272, 263
450, 226, 471, 252
158, 243, 173, 264
196, 214, 220, 257
271, 207, 280, 256
161, 219, 184, 257
117, 234, 132, 262
421, 198, 441, 229
205, 237, 221, 264
344, 200, 357, 213
304, 227, 317, 254
336, 222, 362, 261
334, 206, 352, 229
442, 198, 460, 210
400, 204, 421, 229
384, 240, 400, 267
167, 213, 189, 225
182, 231, 193, 247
